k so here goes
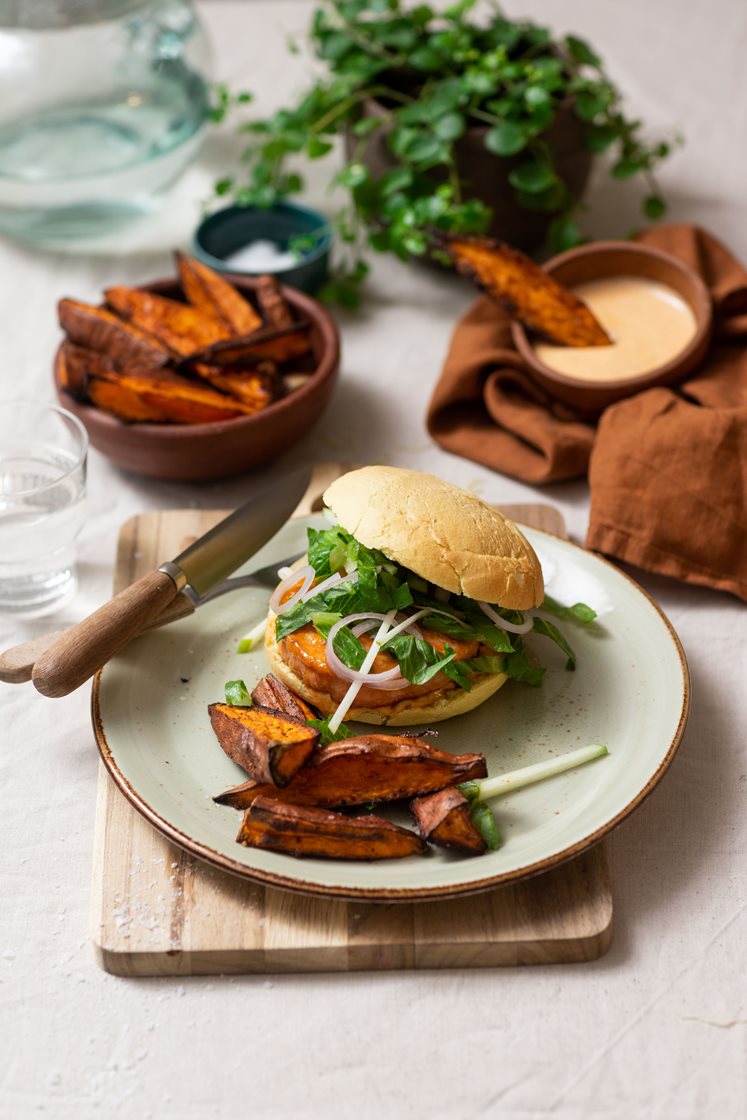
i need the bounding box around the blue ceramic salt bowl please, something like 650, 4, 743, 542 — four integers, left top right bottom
192, 202, 332, 294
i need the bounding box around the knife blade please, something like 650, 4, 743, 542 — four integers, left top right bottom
29, 466, 311, 699
158, 466, 310, 596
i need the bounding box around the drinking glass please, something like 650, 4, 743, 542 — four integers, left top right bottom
0, 401, 88, 616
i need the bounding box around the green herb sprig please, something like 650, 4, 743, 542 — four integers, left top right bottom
212, 0, 679, 305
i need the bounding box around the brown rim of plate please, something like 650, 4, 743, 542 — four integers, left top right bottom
91, 531, 690, 903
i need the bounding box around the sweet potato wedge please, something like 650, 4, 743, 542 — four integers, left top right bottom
87, 370, 256, 424
189, 361, 277, 411
176, 252, 263, 336
250, 673, 319, 722
237, 796, 427, 860
58, 299, 171, 366
438, 234, 612, 347
57, 342, 106, 400
59, 341, 191, 400
104, 286, 232, 355
410, 788, 487, 855
184, 321, 312, 370
209, 703, 319, 787
255, 274, 294, 330
214, 735, 487, 809
87, 374, 169, 422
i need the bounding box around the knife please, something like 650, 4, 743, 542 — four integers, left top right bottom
26, 466, 311, 699
0, 552, 302, 687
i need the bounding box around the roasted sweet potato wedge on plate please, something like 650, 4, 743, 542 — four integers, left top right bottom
237, 796, 428, 860
215, 735, 487, 809
251, 673, 319, 722
410, 787, 487, 855
209, 703, 320, 787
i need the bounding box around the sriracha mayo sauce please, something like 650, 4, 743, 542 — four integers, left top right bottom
534, 276, 697, 382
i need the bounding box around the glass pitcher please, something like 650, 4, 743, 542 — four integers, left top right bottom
0, 0, 211, 245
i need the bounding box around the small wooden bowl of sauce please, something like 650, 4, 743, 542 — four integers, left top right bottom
512, 241, 712, 415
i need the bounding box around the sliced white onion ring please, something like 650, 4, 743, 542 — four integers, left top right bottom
347, 605, 465, 647
479, 600, 534, 635
302, 569, 359, 601
328, 610, 401, 732
351, 619, 378, 637
269, 565, 315, 615
324, 604, 469, 693
352, 615, 423, 641
383, 605, 463, 643
325, 615, 409, 690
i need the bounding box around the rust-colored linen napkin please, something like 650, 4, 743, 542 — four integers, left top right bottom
427, 224, 747, 599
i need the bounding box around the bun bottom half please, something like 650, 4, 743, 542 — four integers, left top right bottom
265, 624, 508, 726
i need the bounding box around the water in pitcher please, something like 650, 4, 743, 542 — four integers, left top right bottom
0, 1, 211, 244
0, 444, 86, 614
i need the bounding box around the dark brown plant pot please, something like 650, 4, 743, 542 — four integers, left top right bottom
346, 95, 592, 252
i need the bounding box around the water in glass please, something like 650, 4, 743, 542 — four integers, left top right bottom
0, 405, 87, 616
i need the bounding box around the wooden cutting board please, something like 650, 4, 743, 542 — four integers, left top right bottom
91, 465, 612, 976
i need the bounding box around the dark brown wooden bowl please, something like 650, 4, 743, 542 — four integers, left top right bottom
511, 241, 713, 416
53, 275, 340, 481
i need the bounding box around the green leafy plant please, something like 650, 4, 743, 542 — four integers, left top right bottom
213, 0, 679, 305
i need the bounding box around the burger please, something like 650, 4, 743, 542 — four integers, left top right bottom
265, 467, 574, 732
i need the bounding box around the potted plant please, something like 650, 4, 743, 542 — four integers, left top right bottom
213, 0, 677, 305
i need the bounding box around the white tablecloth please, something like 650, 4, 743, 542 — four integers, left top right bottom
1, 3, 745, 1117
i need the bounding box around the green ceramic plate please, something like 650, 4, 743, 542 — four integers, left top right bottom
93, 516, 689, 901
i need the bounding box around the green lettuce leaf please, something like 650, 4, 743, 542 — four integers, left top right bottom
458, 780, 481, 804
307, 525, 348, 578
541, 595, 597, 624
307, 716, 352, 745
275, 523, 413, 640
532, 616, 576, 670
310, 611, 341, 637
331, 625, 367, 670
278, 589, 378, 640
470, 802, 501, 850
382, 633, 458, 685
441, 657, 474, 691
503, 645, 545, 687
224, 679, 252, 706
458, 655, 505, 675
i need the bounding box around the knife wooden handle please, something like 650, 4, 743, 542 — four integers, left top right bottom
0, 590, 197, 687
31, 570, 181, 698
0, 631, 68, 684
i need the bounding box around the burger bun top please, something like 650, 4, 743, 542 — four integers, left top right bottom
324, 466, 543, 610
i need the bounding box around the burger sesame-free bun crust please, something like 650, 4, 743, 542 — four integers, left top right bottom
324, 466, 543, 610
265, 617, 508, 726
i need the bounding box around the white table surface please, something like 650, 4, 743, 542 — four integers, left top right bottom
1, 2, 746, 1117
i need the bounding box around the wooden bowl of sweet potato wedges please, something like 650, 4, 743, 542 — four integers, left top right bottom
53, 254, 340, 481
